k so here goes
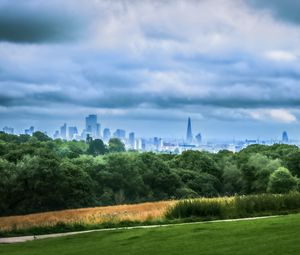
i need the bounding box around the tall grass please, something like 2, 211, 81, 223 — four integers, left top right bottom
165, 197, 234, 219
166, 193, 300, 219
0, 201, 175, 232
2, 194, 300, 237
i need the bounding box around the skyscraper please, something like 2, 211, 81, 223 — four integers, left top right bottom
195, 133, 202, 144
186, 117, 193, 144
3, 126, 14, 134
25, 126, 34, 136
60, 123, 67, 140
68, 126, 78, 140
85, 114, 101, 138
53, 130, 60, 139
103, 128, 111, 141
282, 131, 289, 143
129, 132, 135, 149
113, 129, 126, 140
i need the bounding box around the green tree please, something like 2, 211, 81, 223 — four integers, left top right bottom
0, 159, 16, 215
172, 151, 222, 178
242, 154, 281, 193
32, 131, 51, 142
108, 138, 125, 153
267, 167, 298, 194
87, 139, 107, 156
222, 162, 244, 195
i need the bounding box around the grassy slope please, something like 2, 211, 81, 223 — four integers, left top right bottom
1, 214, 300, 255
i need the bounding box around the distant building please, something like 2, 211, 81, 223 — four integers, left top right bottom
103, 128, 111, 141
129, 132, 135, 149
85, 114, 101, 139
141, 138, 146, 151
60, 123, 67, 140
282, 131, 289, 143
113, 129, 126, 140
195, 133, 202, 144
153, 137, 162, 151
3, 126, 14, 134
186, 117, 193, 144
53, 130, 60, 139
245, 139, 257, 145
68, 126, 78, 140
25, 126, 34, 136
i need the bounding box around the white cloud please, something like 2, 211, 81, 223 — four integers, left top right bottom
265, 50, 297, 62
250, 109, 297, 123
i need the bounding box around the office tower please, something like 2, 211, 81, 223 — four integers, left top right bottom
96, 123, 101, 138
141, 138, 146, 151
3, 126, 14, 134
68, 126, 78, 140
153, 137, 162, 151
195, 133, 202, 144
113, 129, 126, 140
85, 114, 101, 138
25, 126, 34, 136
129, 132, 135, 149
282, 131, 289, 143
186, 117, 193, 144
103, 128, 111, 141
53, 130, 60, 139
60, 123, 67, 140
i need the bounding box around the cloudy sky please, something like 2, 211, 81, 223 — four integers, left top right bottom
1, 0, 300, 139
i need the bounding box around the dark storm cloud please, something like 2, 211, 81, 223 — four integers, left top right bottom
247, 0, 300, 24
0, 2, 86, 43
1, 82, 300, 110
1, 0, 300, 135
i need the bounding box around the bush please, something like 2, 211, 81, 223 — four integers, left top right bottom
165, 198, 233, 219
166, 193, 300, 220
267, 167, 298, 194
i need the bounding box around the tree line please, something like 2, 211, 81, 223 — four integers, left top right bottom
0, 131, 299, 216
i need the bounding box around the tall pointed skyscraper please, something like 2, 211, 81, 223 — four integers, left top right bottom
186, 117, 193, 144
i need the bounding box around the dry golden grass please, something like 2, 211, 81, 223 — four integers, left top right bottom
0, 201, 176, 231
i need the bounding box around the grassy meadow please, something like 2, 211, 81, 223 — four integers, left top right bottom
2, 213, 300, 255
2, 193, 300, 237
0, 201, 176, 233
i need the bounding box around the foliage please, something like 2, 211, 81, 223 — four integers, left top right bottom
165, 198, 229, 219
87, 139, 107, 156
1, 132, 300, 216
108, 138, 125, 153
267, 167, 298, 194
166, 193, 300, 220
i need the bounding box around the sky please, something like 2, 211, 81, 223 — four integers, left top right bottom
1, 0, 300, 140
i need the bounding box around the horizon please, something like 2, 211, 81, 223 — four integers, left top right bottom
1, 114, 294, 142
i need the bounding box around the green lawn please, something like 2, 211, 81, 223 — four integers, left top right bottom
1, 214, 300, 255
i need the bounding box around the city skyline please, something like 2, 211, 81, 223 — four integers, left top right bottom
1, 1, 300, 139
1, 114, 293, 142
1, 114, 294, 154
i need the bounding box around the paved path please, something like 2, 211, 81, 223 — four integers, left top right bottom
0, 215, 278, 244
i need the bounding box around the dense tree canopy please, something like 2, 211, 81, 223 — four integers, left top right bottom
267, 167, 298, 194
0, 132, 299, 216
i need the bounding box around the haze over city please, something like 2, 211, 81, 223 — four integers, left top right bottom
1, 0, 300, 140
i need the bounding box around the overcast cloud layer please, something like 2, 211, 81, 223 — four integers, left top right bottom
1, 0, 300, 139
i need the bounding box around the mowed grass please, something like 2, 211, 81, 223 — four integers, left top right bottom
0, 201, 176, 232
2, 214, 300, 255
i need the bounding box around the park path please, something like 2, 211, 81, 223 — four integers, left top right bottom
0, 215, 278, 244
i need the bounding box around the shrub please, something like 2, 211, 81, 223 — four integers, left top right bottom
165, 198, 233, 219
267, 167, 298, 194
166, 193, 300, 220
